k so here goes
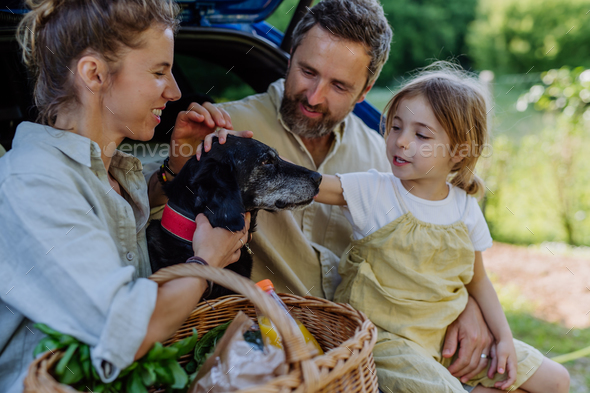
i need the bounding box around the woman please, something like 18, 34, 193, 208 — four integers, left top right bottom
0, 0, 251, 391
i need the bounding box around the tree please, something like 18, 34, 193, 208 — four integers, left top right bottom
268, 0, 479, 86
518, 67, 590, 245
380, 0, 478, 84
467, 0, 590, 75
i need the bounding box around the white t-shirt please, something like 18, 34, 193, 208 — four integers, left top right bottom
337, 169, 493, 252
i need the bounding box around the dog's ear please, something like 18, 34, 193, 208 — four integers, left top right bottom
189, 151, 246, 231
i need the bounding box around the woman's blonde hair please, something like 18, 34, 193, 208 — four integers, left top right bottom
383, 61, 491, 197
17, 0, 181, 126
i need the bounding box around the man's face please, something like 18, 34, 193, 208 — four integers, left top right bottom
280, 25, 373, 138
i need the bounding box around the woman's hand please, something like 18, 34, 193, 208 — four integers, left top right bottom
168, 102, 234, 173
443, 296, 494, 382
196, 128, 253, 160
492, 339, 518, 390
191, 212, 251, 268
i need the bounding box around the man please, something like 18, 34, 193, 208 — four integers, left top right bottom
158, 0, 495, 389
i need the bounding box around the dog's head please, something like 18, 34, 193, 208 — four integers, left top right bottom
164, 135, 322, 231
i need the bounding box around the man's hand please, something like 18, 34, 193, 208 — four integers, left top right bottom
168, 102, 233, 172
443, 296, 494, 382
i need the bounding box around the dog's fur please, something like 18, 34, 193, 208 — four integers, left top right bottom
147, 135, 322, 298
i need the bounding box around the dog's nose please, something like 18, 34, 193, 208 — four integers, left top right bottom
311, 172, 322, 187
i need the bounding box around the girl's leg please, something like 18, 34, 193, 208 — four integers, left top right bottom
518, 358, 570, 393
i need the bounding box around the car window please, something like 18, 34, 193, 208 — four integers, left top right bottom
174, 53, 256, 103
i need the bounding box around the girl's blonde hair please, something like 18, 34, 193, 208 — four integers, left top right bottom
17, 0, 181, 127
383, 61, 491, 197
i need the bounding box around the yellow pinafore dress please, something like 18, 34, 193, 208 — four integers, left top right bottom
334, 182, 543, 392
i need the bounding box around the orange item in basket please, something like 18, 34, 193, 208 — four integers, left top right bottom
255, 279, 324, 355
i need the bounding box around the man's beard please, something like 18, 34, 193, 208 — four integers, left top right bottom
279, 92, 345, 138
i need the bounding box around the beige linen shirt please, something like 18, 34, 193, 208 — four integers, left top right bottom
216, 79, 390, 300
0, 122, 157, 392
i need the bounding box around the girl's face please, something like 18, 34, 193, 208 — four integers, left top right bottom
386, 94, 461, 184
103, 27, 181, 141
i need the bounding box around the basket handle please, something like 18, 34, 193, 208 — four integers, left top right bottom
148, 263, 316, 365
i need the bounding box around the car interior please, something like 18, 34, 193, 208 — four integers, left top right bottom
0, 25, 289, 153
0, 0, 385, 162
0, 0, 316, 159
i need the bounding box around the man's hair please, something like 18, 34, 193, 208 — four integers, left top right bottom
291, 0, 392, 87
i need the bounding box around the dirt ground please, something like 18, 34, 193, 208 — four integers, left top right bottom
483, 242, 590, 329
483, 242, 590, 392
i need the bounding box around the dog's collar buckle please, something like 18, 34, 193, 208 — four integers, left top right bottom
161, 203, 196, 243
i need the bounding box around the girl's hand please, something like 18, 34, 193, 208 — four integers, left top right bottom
492, 339, 518, 390
168, 102, 234, 172
191, 213, 251, 268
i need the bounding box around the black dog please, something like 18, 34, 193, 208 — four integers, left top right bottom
147, 135, 322, 298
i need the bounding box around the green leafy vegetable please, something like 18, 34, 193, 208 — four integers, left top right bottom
126, 368, 148, 393
171, 329, 200, 358
33, 337, 62, 358
55, 343, 79, 376
58, 355, 83, 386
193, 321, 231, 370
32, 323, 201, 393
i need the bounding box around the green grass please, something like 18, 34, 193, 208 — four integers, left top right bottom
493, 277, 590, 391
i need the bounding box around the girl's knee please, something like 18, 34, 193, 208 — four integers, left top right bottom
553, 362, 570, 393
542, 360, 569, 393
521, 358, 570, 393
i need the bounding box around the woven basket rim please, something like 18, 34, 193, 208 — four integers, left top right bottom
24, 265, 379, 393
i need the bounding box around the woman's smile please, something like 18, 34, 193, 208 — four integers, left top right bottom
151, 107, 165, 123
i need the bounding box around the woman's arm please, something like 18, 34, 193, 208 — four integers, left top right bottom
134, 276, 206, 360
135, 212, 250, 359
148, 169, 172, 208
314, 175, 346, 205
443, 295, 494, 381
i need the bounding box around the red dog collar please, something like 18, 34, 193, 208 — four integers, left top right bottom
161, 204, 196, 243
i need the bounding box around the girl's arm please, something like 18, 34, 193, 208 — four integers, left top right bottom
315, 174, 346, 205
466, 251, 517, 390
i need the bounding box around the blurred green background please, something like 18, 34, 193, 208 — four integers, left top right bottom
267, 0, 590, 248
266, 0, 590, 389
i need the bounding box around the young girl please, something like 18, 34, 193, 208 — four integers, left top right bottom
315, 62, 569, 392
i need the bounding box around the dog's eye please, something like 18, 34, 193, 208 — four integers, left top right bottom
260, 160, 273, 166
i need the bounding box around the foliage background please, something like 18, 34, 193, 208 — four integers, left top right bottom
267, 1, 590, 389
269, 0, 590, 248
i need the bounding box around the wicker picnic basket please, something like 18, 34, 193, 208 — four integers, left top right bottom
24, 264, 379, 393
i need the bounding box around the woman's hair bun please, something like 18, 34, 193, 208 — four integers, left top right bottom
16, 0, 180, 126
